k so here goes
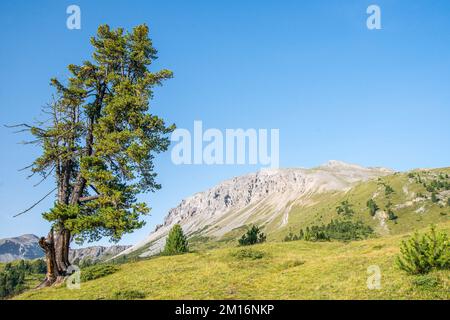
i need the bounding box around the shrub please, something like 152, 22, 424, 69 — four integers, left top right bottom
296, 219, 373, 242
431, 192, 439, 203
80, 264, 118, 282
396, 225, 450, 275
387, 209, 398, 221
412, 275, 440, 290
366, 199, 379, 216
238, 225, 266, 246
0, 265, 26, 299
302, 226, 330, 241
112, 289, 146, 300
283, 232, 300, 242
384, 184, 395, 196
231, 248, 266, 260
29, 259, 47, 274
163, 224, 189, 255
336, 201, 354, 217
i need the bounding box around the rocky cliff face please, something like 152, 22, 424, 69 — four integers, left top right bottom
118, 161, 393, 258
69, 245, 131, 264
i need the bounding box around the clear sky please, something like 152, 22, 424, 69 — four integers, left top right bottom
0, 0, 449, 246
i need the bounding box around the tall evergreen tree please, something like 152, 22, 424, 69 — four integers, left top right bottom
163, 224, 189, 255
13, 24, 174, 286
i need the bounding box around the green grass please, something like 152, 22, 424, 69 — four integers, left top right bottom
271, 168, 450, 241
15, 221, 450, 300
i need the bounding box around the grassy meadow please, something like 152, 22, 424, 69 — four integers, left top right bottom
16, 221, 450, 300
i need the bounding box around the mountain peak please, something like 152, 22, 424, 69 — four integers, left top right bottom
321, 160, 359, 167
117, 161, 394, 259
319, 160, 393, 173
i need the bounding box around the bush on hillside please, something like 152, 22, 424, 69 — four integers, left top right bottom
286, 219, 373, 242
366, 199, 379, 216
431, 192, 439, 203
80, 264, 118, 282
0, 259, 47, 299
0, 264, 26, 299
396, 225, 450, 275
231, 248, 266, 260
387, 209, 398, 221
411, 274, 440, 290
336, 201, 354, 217
29, 259, 47, 274
283, 232, 299, 242
384, 184, 395, 196
163, 224, 189, 255
238, 225, 266, 246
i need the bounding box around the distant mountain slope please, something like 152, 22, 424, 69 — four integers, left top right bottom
0, 234, 43, 263
117, 161, 396, 258
0, 234, 130, 263
69, 245, 131, 264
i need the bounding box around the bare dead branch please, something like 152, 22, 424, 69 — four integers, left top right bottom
33, 165, 56, 187
18, 163, 35, 172
13, 187, 57, 217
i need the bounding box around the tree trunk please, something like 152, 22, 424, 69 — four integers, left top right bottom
38, 227, 71, 287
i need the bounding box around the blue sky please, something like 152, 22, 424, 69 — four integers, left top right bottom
0, 0, 449, 246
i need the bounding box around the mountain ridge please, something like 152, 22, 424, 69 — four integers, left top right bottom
0, 234, 130, 263
117, 161, 396, 258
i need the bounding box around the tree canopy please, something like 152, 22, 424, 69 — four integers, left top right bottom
15, 24, 175, 284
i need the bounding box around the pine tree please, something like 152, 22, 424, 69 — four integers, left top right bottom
238, 225, 266, 246
163, 224, 189, 255
396, 225, 450, 274
12, 24, 175, 286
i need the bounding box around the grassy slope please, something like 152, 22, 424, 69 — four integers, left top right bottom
16, 221, 450, 300
269, 168, 450, 240
13, 169, 450, 300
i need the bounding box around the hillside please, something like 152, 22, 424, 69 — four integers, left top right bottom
16, 221, 450, 300
117, 162, 450, 259
10, 163, 450, 300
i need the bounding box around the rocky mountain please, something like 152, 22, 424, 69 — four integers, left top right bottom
0, 234, 130, 263
0, 234, 43, 263
117, 161, 394, 258
69, 245, 131, 264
